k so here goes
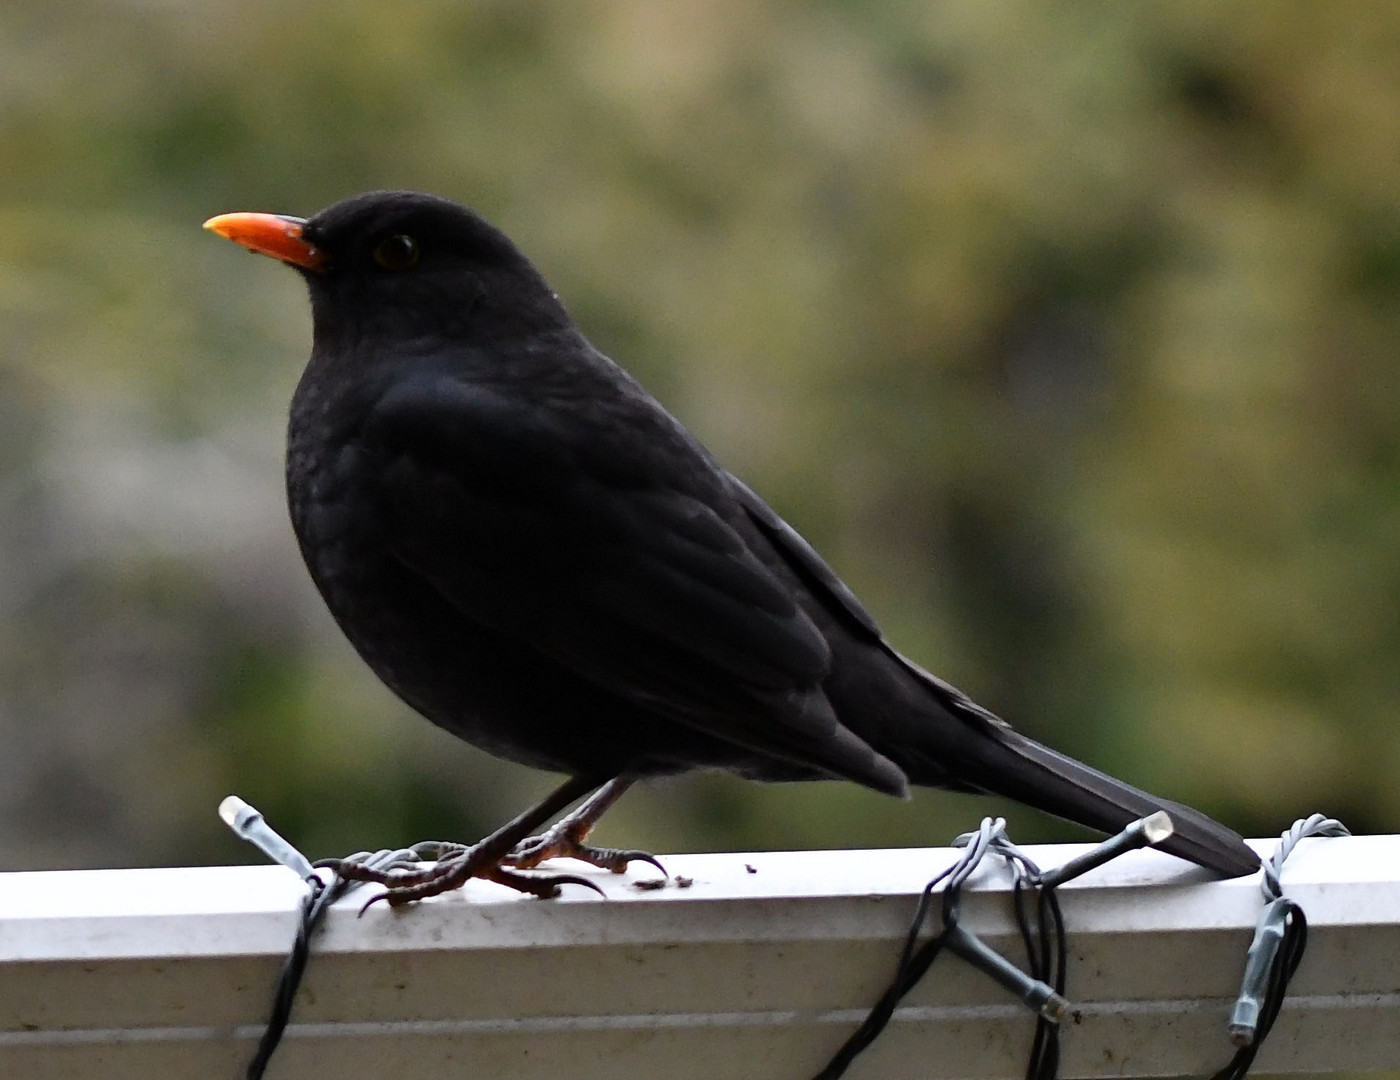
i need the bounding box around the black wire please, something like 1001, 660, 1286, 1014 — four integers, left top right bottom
243, 874, 325, 1080
809, 822, 996, 1080
237, 811, 1341, 1080
809, 860, 961, 1080
1209, 901, 1307, 1080
992, 836, 1065, 1080
243, 849, 410, 1080
1207, 813, 1344, 1080
811, 819, 1065, 1080
1020, 881, 1066, 1080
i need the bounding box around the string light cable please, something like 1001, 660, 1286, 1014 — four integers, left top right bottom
812, 812, 1173, 1080
218, 797, 419, 1080
1211, 813, 1351, 1080
219, 797, 1349, 1080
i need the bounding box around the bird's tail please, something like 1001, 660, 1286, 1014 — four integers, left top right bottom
901, 719, 1260, 878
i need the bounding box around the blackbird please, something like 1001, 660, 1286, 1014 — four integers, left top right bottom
205, 191, 1258, 899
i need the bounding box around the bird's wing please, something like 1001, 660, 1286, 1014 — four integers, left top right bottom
732, 475, 1010, 729
361, 369, 900, 784
729, 476, 884, 640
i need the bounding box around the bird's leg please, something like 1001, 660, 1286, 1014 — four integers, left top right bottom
506, 776, 664, 875
321, 775, 605, 907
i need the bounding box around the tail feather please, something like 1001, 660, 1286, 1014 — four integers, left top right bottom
908, 724, 1260, 878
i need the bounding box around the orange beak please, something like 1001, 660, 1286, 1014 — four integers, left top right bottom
202, 212, 326, 272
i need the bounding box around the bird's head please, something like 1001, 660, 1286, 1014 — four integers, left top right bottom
204, 190, 572, 354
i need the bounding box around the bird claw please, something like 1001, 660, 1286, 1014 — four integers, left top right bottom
326, 840, 609, 910
485, 865, 607, 899
507, 828, 666, 877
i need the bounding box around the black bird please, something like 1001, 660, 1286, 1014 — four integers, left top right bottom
205, 191, 1258, 898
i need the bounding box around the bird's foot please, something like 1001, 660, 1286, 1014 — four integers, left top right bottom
505, 820, 666, 877
319, 842, 605, 910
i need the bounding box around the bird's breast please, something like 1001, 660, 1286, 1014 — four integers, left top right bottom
287, 418, 383, 591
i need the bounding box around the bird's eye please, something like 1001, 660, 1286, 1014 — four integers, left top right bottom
373, 234, 420, 271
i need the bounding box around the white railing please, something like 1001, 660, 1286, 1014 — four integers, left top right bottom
1, 834, 1395, 1079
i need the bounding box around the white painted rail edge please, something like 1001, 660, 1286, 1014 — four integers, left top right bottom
0, 835, 1396, 1080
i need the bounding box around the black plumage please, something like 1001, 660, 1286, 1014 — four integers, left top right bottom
206, 191, 1259, 885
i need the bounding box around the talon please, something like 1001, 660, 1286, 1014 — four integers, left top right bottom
502, 776, 651, 876
486, 865, 607, 899
507, 834, 665, 877
623, 850, 668, 877
315, 778, 647, 908
555, 874, 607, 898
358, 891, 389, 916
329, 836, 611, 907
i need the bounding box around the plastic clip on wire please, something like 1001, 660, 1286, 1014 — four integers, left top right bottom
811, 813, 1176, 1080
219, 796, 421, 1080
1209, 813, 1351, 1080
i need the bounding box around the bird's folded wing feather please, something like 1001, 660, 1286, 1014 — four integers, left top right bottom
731, 473, 1010, 731
360, 370, 868, 769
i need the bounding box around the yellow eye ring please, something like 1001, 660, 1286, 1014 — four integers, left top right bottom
373, 234, 420, 270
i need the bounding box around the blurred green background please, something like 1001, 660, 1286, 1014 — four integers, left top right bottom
1, 1, 1396, 872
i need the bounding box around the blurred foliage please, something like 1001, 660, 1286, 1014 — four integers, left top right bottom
0, 0, 1398, 872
